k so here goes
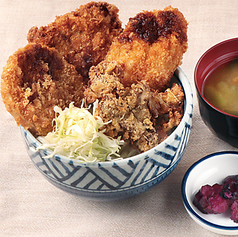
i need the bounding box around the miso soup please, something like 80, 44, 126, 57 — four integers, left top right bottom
203, 58, 238, 116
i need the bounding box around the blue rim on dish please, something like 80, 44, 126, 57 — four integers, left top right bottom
181, 151, 238, 231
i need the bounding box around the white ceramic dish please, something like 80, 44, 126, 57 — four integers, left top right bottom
181, 151, 238, 235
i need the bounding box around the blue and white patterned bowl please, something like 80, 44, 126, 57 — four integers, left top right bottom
20, 67, 193, 201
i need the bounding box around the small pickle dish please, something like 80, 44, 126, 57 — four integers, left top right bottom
182, 152, 238, 235
21, 67, 193, 201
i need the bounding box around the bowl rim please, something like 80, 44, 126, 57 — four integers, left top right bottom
181, 151, 238, 231
23, 67, 193, 167
194, 37, 238, 119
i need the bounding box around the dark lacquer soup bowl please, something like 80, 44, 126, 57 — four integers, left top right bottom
195, 37, 238, 147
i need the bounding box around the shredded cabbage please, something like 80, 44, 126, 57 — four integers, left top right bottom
37, 101, 124, 162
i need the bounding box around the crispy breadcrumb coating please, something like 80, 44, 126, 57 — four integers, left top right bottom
1, 43, 84, 136
1, 3, 187, 154
27, 2, 122, 82
84, 61, 184, 152
105, 6, 188, 91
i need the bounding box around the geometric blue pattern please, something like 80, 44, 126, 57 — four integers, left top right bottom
20, 67, 193, 200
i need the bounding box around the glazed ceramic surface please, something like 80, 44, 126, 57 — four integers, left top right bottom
194, 37, 238, 147
21, 67, 193, 201
182, 152, 238, 235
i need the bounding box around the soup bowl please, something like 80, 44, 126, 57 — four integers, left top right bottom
20, 67, 193, 201
195, 37, 238, 147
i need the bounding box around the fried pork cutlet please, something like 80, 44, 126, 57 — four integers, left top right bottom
27, 1, 122, 82
105, 6, 188, 91
1, 43, 84, 136
84, 61, 184, 152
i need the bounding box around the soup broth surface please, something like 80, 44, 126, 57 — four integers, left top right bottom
203, 58, 238, 116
